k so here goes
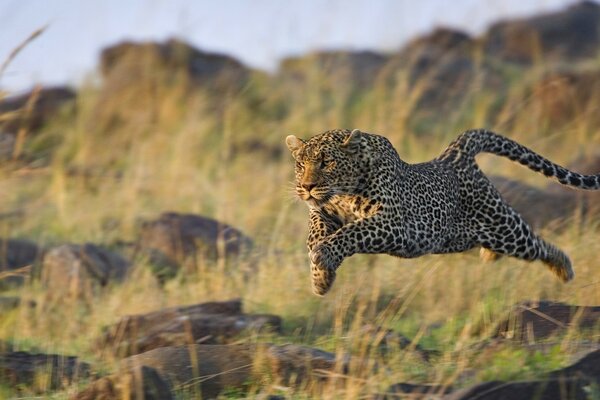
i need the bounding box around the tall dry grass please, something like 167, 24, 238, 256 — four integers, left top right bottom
0, 35, 599, 398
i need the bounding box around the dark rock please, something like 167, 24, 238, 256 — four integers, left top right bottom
98, 299, 281, 357
0, 350, 90, 392
71, 365, 173, 400
483, 1, 600, 64
444, 378, 589, 400
0, 238, 40, 270
120, 344, 255, 399
118, 343, 350, 398
93, 39, 253, 134
0, 238, 40, 289
374, 382, 452, 399
490, 176, 581, 229
279, 50, 388, 89
41, 243, 130, 299
0, 132, 15, 161
358, 324, 437, 361
266, 343, 348, 384
100, 38, 250, 92
505, 69, 600, 130
492, 301, 600, 341
550, 348, 600, 383
136, 212, 253, 269
0, 86, 76, 133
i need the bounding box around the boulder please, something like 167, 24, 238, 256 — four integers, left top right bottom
489, 176, 581, 229
41, 243, 130, 299
115, 343, 350, 398
71, 365, 173, 400
93, 38, 251, 132
119, 344, 255, 399
0, 86, 76, 133
492, 301, 600, 341
373, 382, 452, 399
0, 350, 90, 392
0, 238, 40, 289
356, 324, 437, 361
279, 50, 388, 89
100, 38, 250, 93
444, 379, 589, 400
98, 299, 281, 357
482, 1, 600, 64
0, 132, 15, 161
136, 212, 253, 270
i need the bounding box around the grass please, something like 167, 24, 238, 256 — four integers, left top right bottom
0, 32, 599, 399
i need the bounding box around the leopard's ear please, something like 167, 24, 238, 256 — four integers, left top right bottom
286, 135, 305, 155
341, 129, 362, 154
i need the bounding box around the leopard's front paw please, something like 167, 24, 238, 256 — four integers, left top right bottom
309, 244, 341, 296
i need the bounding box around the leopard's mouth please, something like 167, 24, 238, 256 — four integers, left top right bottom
298, 187, 330, 205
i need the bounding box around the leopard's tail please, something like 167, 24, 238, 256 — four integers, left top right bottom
438, 129, 600, 190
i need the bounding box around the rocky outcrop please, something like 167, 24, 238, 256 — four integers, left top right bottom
447, 347, 600, 400
71, 365, 173, 400
482, 1, 600, 64
492, 301, 600, 341
0, 87, 76, 134
98, 299, 281, 357
0, 238, 41, 289
100, 38, 250, 93
489, 176, 583, 229
445, 378, 589, 400
279, 50, 388, 89
41, 243, 130, 299
136, 212, 253, 272
0, 350, 90, 392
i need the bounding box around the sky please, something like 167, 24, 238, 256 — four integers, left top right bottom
0, 0, 588, 93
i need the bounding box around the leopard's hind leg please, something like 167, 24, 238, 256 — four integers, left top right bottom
476, 206, 574, 282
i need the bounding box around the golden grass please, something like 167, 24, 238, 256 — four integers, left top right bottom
0, 38, 599, 398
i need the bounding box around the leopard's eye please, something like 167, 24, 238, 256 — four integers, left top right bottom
321, 158, 333, 168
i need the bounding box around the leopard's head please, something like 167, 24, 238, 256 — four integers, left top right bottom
286, 129, 367, 207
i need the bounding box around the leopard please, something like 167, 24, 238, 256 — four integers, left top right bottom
285, 128, 600, 296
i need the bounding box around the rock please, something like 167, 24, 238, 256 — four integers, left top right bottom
265, 343, 348, 384
100, 38, 250, 93
374, 382, 452, 399
279, 50, 388, 89
41, 243, 130, 299
550, 347, 600, 383
357, 324, 437, 361
120, 344, 255, 399
0, 350, 90, 392
117, 343, 350, 398
444, 379, 589, 400
482, 1, 600, 64
93, 39, 252, 133
0, 132, 15, 161
489, 176, 580, 229
136, 212, 253, 270
0, 86, 76, 133
492, 301, 600, 341
98, 299, 281, 357
0, 238, 40, 289
71, 365, 173, 400
503, 69, 600, 131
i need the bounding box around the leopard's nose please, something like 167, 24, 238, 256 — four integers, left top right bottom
302, 182, 317, 192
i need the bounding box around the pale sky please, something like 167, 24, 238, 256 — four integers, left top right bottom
0, 0, 587, 92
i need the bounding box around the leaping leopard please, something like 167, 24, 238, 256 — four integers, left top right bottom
285, 129, 600, 296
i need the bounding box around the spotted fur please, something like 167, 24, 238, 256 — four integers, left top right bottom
286, 129, 600, 296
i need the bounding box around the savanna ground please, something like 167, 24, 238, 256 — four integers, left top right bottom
1, 25, 600, 399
